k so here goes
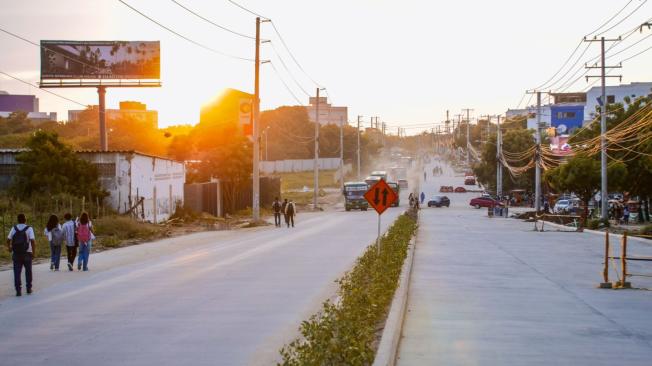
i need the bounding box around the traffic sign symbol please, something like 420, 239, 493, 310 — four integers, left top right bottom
364, 179, 398, 215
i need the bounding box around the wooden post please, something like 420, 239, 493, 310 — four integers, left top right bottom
69, 197, 72, 215
619, 231, 631, 288
82, 196, 86, 213
599, 229, 612, 288
96, 196, 100, 219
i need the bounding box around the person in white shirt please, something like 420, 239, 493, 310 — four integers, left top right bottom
61, 213, 77, 271
6, 213, 36, 296
44, 214, 63, 271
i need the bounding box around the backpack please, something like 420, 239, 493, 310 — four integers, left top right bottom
11, 225, 30, 255
272, 201, 281, 213
77, 223, 91, 243
51, 226, 64, 246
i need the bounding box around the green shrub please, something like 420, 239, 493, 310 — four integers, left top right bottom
587, 219, 600, 230
94, 216, 161, 241
642, 224, 652, 236
279, 211, 418, 365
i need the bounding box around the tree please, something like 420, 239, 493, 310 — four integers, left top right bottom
473, 129, 536, 194
13, 131, 106, 200
544, 154, 627, 224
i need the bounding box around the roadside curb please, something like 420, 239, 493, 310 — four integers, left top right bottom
538, 220, 651, 245
373, 234, 417, 366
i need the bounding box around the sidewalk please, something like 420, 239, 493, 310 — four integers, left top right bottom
397, 164, 652, 365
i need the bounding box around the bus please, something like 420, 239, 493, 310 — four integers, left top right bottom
343, 182, 369, 211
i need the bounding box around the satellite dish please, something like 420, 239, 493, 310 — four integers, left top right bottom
556, 124, 567, 134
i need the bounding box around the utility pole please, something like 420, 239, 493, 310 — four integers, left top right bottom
382, 122, 386, 147
496, 115, 503, 198
340, 116, 344, 191
357, 115, 362, 180
585, 36, 622, 220
313, 87, 321, 209
462, 108, 473, 164
535, 91, 541, 213
252, 16, 261, 222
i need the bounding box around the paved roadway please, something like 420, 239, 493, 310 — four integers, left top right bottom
397, 160, 652, 365
0, 192, 407, 365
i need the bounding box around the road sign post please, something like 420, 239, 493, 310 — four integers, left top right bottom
364, 180, 398, 256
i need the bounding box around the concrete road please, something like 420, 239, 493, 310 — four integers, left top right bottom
0, 199, 406, 365
398, 159, 652, 365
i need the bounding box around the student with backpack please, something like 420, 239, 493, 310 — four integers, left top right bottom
44, 214, 64, 271
6, 213, 36, 296
285, 200, 296, 228
61, 213, 77, 271
272, 197, 282, 227
76, 212, 94, 271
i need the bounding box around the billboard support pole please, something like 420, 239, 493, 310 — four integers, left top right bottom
98, 86, 108, 151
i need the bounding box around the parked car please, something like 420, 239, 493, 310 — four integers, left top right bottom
553, 198, 580, 214
454, 186, 467, 193
440, 185, 454, 193
464, 176, 476, 185
428, 195, 450, 207
469, 196, 503, 209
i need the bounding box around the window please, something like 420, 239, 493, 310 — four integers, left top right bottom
556, 111, 576, 119
0, 164, 17, 175
607, 95, 615, 104
94, 163, 116, 177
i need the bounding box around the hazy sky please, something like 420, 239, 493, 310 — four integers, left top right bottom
1, 0, 652, 133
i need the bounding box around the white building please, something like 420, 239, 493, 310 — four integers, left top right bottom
526, 105, 552, 130
306, 97, 348, 126
505, 108, 528, 119
77, 151, 185, 223
584, 82, 652, 123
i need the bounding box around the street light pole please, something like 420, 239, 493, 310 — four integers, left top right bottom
357, 115, 362, 180
313, 88, 321, 209
340, 116, 344, 191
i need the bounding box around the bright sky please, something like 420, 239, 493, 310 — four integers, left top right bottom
1, 0, 652, 133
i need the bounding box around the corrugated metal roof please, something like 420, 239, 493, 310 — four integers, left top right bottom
0, 149, 183, 164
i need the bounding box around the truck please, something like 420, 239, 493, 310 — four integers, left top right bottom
388, 182, 401, 207
343, 182, 369, 211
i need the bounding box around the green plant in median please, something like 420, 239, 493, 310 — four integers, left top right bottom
279, 211, 417, 365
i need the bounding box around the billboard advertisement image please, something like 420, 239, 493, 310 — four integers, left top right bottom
40, 40, 160, 80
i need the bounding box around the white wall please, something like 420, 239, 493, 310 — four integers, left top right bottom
260, 158, 342, 173
584, 82, 652, 123
526, 105, 551, 130
130, 154, 185, 223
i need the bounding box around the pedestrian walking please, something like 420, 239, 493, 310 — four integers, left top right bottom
281, 199, 289, 227
420, 191, 425, 204
6, 213, 36, 296
623, 206, 630, 225
285, 200, 296, 228
76, 212, 94, 271
424, 171, 427, 182
61, 213, 77, 271
44, 214, 64, 271
272, 197, 282, 227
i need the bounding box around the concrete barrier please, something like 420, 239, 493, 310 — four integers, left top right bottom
373, 235, 417, 366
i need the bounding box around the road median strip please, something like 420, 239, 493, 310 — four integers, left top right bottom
278, 209, 418, 366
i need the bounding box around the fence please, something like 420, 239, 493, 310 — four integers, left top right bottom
260, 158, 342, 173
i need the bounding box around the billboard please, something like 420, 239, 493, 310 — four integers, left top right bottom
40, 41, 160, 80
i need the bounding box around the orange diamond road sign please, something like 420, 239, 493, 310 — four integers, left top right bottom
364, 179, 398, 215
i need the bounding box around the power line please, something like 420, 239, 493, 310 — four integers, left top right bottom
118, 0, 254, 61
270, 21, 321, 87
268, 61, 304, 105
268, 41, 310, 96
170, 0, 257, 40
226, 0, 269, 20
531, 0, 640, 91
0, 27, 101, 72
0, 70, 88, 107
596, 0, 648, 36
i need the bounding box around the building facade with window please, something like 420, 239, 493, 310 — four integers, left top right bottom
306, 97, 348, 126
584, 82, 652, 123
0, 150, 184, 223
68, 101, 158, 128
0, 91, 57, 123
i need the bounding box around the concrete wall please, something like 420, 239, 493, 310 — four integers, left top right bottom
260, 158, 342, 173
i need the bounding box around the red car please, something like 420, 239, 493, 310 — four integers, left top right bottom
454, 187, 467, 193
469, 196, 503, 209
